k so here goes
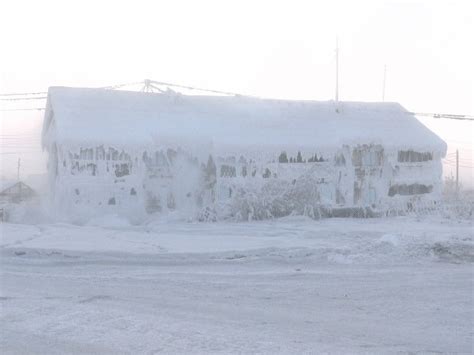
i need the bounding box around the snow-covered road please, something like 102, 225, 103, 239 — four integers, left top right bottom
1, 217, 473, 353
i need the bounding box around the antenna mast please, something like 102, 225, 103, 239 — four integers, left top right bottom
335, 37, 339, 103
382, 65, 387, 102
17, 158, 21, 181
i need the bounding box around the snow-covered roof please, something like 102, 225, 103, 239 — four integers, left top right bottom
0, 179, 17, 192
0, 181, 35, 195
42, 86, 446, 155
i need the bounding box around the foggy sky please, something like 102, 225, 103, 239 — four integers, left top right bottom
0, 0, 473, 185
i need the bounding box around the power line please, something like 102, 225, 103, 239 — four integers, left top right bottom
444, 161, 473, 168
414, 112, 474, 121
100, 81, 144, 90
0, 108, 45, 111
0, 96, 47, 101
0, 91, 47, 97
0, 79, 473, 120
1, 146, 42, 149
0, 152, 44, 155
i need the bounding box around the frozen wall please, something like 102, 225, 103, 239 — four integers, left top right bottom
41, 87, 447, 221
45, 141, 443, 222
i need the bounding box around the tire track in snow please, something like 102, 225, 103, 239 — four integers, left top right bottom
0, 225, 44, 249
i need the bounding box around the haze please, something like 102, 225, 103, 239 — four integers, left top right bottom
1, 0, 473, 185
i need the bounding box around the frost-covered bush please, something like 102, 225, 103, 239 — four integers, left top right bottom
197, 206, 217, 222
443, 175, 461, 200
384, 180, 474, 220
223, 174, 330, 221
226, 187, 274, 221
440, 188, 474, 220
2, 199, 52, 225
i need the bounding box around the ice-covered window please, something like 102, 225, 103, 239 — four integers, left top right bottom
319, 184, 333, 203
397, 150, 432, 163
220, 165, 236, 178
115, 163, 130, 177
334, 153, 346, 166
96, 146, 105, 160
368, 187, 376, 204
388, 183, 433, 196
218, 185, 231, 201
352, 145, 383, 167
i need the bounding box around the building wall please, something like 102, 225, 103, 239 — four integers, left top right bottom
46, 142, 444, 221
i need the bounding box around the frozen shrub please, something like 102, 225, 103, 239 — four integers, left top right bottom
225, 174, 328, 221
197, 206, 217, 222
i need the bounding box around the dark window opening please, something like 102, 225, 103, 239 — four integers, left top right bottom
398, 150, 432, 163
263, 168, 271, 178
115, 163, 130, 177
388, 183, 433, 197
220, 165, 236, 178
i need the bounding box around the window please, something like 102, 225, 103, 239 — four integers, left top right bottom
398, 150, 432, 163
388, 184, 433, 196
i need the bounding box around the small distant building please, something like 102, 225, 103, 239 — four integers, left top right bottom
0, 181, 36, 204
41, 86, 447, 220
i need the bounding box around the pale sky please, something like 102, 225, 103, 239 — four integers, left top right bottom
0, 0, 473, 184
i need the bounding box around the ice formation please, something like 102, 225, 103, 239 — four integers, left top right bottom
42, 87, 447, 221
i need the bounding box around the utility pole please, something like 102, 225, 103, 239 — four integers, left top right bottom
142, 79, 154, 93
17, 157, 21, 202
382, 65, 387, 102
335, 37, 339, 104
456, 149, 459, 197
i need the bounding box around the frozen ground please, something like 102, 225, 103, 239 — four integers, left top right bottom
0, 216, 473, 354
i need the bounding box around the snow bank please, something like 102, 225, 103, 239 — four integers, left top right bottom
2, 217, 472, 264
86, 214, 132, 228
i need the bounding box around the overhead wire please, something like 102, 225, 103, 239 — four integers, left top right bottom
0, 79, 473, 119
0, 96, 47, 101
0, 91, 47, 97
0, 108, 45, 111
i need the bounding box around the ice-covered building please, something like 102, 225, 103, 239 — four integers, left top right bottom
42, 86, 447, 221
0, 181, 36, 204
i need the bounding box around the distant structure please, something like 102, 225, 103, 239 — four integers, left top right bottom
41, 86, 447, 220
0, 181, 36, 204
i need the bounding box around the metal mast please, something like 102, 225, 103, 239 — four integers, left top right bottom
335, 37, 339, 103
17, 158, 21, 181
382, 65, 387, 102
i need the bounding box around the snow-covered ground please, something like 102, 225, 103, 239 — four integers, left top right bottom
1, 216, 473, 353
